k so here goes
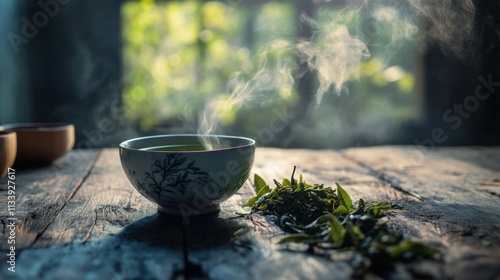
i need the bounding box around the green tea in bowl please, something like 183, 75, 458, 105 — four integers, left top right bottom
141, 144, 230, 152
119, 134, 255, 217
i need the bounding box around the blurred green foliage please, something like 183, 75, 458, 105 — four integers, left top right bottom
122, 0, 420, 148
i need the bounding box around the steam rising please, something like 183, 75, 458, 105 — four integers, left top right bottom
197, 40, 296, 148
408, 0, 475, 58
196, 0, 477, 149
296, 18, 369, 104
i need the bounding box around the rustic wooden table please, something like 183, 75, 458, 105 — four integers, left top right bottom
1, 147, 500, 279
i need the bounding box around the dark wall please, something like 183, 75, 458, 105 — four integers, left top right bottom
1, 0, 499, 148
0, 1, 31, 123
421, 0, 500, 146
1, 0, 124, 147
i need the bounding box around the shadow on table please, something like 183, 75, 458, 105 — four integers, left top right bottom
116, 211, 246, 251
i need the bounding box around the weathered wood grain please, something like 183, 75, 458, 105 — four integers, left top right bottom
343, 145, 500, 279
2, 147, 499, 280
8, 149, 360, 279
0, 150, 98, 250
12, 149, 349, 279
5, 148, 388, 279
33, 149, 157, 247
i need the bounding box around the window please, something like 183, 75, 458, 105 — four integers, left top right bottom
122, 0, 421, 148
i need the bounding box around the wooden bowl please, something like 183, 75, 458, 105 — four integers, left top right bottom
0, 123, 75, 166
0, 131, 17, 177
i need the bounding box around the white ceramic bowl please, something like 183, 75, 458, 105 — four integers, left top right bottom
119, 134, 255, 216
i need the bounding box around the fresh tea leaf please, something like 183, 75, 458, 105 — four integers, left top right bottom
367, 201, 393, 217
336, 183, 354, 212
254, 174, 268, 194
243, 197, 258, 207
256, 185, 271, 199
325, 214, 346, 245
333, 205, 349, 215
386, 240, 438, 261
282, 178, 291, 186
278, 233, 326, 244
290, 166, 297, 186
243, 167, 437, 273
244, 174, 271, 208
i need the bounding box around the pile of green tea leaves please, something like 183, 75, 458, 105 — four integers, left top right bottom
244, 167, 437, 266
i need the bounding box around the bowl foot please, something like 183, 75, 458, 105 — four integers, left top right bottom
157, 204, 220, 215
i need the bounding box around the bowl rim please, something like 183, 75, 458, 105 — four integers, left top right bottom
0, 131, 16, 137
119, 134, 255, 153
0, 123, 74, 132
